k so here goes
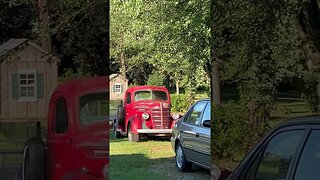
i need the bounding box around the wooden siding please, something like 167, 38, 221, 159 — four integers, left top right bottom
110, 75, 128, 100
0, 44, 57, 122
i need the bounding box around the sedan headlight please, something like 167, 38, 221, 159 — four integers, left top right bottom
142, 112, 150, 120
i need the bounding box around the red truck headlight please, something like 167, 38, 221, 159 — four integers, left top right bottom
142, 113, 150, 120
172, 113, 180, 120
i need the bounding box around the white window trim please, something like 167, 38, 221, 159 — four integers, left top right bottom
114, 83, 122, 94
17, 69, 37, 102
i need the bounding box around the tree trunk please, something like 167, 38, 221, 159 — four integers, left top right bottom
176, 80, 180, 95
297, 17, 320, 111
120, 52, 126, 79
38, 0, 52, 52
211, 61, 221, 106
210, 0, 221, 106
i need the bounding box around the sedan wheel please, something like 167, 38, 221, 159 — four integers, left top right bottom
175, 142, 191, 172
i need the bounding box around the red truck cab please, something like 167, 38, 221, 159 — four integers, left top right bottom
22, 77, 109, 180
114, 86, 177, 142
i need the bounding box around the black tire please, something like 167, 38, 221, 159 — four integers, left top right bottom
128, 123, 139, 142
175, 142, 192, 172
23, 137, 45, 180
114, 123, 122, 138
116, 105, 125, 124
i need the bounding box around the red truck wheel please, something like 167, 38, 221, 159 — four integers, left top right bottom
128, 124, 139, 142
22, 137, 45, 180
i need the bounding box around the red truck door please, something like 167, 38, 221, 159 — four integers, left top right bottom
47, 94, 76, 179
124, 92, 132, 130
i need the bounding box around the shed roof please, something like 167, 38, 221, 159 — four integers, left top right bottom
0, 38, 59, 63
109, 73, 127, 80
0, 39, 28, 55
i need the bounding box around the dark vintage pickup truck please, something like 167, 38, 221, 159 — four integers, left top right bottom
22, 77, 109, 180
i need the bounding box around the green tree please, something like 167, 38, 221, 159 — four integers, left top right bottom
0, 0, 36, 44
48, 0, 108, 76
212, 0, 304, 139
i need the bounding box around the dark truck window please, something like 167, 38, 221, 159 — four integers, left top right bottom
126, 92, 131, 104
134, 90, 168, 101
79, 92, 108, 124
55, 98, 68, 133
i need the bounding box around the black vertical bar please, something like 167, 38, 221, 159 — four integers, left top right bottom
36, 121, 41, 138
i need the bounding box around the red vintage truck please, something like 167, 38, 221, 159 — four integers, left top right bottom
113, 86, 179, 142
22, 77, 109, 180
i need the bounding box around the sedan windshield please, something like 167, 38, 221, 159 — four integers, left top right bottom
79, 92, 108, 124
134, 90, 168, 101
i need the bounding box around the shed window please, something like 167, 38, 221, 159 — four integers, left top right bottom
12, 71, 44, 101
114, 83, 122, 94
19, 73, 36, 98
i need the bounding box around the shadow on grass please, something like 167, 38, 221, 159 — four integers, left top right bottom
110, 154, 210, 180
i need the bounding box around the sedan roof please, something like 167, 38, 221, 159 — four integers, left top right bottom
276, 115, 320, 128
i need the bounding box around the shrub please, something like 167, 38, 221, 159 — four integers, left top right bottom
170, 94, 192, 113
211, 102, 255, 161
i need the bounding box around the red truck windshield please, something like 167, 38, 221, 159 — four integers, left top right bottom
134, 90, 168, 101
79, 92, 108, 124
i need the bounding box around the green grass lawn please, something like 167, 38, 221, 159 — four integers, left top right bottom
109, 132, 210, 180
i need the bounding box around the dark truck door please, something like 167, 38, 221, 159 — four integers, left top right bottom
46, 94, 75, 179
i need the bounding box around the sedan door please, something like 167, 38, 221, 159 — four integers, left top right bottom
229, 129, 307, 180
180, 101, 207, 162
192, 101, 211, 168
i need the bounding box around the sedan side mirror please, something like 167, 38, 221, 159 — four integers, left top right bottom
203, 120, 211, 128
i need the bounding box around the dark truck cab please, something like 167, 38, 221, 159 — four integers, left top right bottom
22, 77, 109, 180
113, 86, 177, 142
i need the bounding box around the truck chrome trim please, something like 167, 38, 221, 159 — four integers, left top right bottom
137, 129, 172, 134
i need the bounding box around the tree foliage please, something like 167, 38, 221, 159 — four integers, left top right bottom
48, 0, 108, 76
212, 0, 305, 137
0, 0, 36, 44
110, 0, 210, 95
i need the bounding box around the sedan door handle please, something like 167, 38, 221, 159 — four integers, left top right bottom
195, 133, 199, 137
182, 130, 197, 135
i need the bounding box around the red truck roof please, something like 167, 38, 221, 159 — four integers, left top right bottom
127, 85, 168, 92
54, 76, 109, 94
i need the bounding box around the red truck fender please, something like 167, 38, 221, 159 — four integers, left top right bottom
128, 116, 142, 134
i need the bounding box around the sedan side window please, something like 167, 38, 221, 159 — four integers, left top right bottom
184, 101, 207, 126
201, 102, 211, 122
294, 130, 320, 180
242, 130, 305, 180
